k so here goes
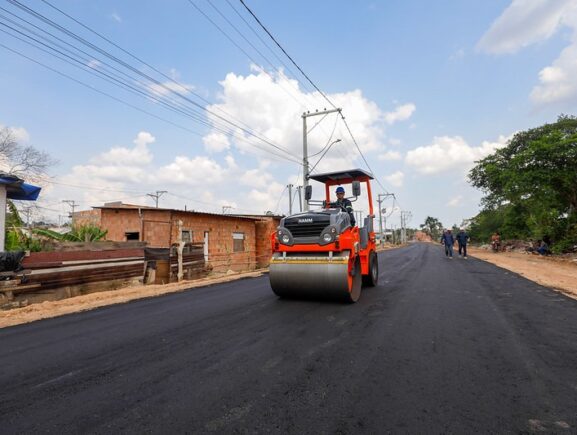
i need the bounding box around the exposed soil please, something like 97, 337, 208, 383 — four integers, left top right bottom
1, 243, 576, 329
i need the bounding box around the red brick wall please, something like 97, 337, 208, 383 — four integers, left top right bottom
86, 208, 275, 273
255, 217, 281, 268
142, 210, 172, 247
73, 209, 101, 227
101, 209, 142, 242
171, 212, 256, 273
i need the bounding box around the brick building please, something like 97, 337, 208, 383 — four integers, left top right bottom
74, 203, 281, 273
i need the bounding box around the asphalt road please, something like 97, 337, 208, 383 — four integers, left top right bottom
1, 243, 577, 434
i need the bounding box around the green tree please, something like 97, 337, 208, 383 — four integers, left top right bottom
420, 216, 443, 240
469, 115, 577, 252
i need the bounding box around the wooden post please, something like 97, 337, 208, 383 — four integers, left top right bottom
177, 220, 184, 281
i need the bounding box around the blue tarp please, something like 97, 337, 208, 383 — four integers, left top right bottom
0, 174, 41, 201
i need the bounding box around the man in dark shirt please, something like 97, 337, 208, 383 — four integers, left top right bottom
456, 228, 470, 259
335, 186, 356, 226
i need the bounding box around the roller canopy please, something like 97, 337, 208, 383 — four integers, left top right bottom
308, 169, 373, 183
0, 173, 41, 201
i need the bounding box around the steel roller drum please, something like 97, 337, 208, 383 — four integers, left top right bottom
269, 251, 358, 301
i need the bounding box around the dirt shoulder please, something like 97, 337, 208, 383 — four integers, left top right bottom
468, 247, 577, 299
0, 270, 265, 329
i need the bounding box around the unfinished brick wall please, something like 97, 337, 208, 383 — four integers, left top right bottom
73, 209, 101, 227
100, 209, 142, 242
171, 211, 256, 273
141, 210, 172, 248
77, 206, 271, 273
255, 217, 281, 268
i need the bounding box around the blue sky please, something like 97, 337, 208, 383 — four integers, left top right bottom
1, 0, 577, 230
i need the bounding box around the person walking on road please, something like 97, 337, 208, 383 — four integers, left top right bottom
456, 228, 470, 259
440, 229, 455, 259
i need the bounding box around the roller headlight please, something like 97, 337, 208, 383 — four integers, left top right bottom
323, 233, 333, 243
276, 227, 294, 246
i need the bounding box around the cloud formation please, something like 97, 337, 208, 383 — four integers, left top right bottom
405, 135, 509, 175
384, 171, 404, 187
478, 0, 577, 106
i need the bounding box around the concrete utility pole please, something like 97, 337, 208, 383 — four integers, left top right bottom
296, 186, 303, 212
400, 210, 412, 243
302, 108, 342, 211
287, 184, 293, 215
377, 193, 395, 245
147, 190, 167, 208
62, 200, 77, 225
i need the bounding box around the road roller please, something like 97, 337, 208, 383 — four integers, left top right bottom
269, 169, 379, 303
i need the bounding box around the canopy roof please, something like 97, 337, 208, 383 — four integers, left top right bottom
0, 173, 41, 201
308, 169, 374, 184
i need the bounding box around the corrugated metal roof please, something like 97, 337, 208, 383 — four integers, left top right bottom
91, 203, 271, 221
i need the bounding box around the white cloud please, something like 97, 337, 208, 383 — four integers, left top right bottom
94, 131, 154, 166
384, 103, 416, 125
447, 195, 463, 207
156, 155, 233, 186
203, 132, 230, 153
384, 171, 404, 187
388, 138, 402, 146
378, 150, 402, 161
111, 12, 122, 23
478, 0, 577, 106
205, 68, 392, 163
477, 0, 571, 54
405, 134, 510, 175
1, 124, 30, 143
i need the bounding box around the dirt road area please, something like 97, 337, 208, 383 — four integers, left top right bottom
1, 244, 576, 328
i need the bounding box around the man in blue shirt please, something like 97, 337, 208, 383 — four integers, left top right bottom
440, 229, 455, 259
456, 228, 470, 259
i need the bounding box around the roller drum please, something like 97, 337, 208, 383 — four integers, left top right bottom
269, 251, 361, 302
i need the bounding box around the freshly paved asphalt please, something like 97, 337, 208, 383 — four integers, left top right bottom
1, 242, 577, 434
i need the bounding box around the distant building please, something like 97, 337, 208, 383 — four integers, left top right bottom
74, 202, 282, 272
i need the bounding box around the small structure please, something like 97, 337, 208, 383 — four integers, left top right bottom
74, 202, 282, 273
0, 173, 41, 252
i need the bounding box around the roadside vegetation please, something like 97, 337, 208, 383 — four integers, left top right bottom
468, 115, 577, 253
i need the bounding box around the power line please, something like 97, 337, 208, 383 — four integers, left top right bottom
222, 0, 315, 95
0, 29, 300, 165
38, 0, 299, 158
5, 0, 298, 163
238, 0, 337, 110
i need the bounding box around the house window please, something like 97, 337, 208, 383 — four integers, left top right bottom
125, 232, 139, 240
181, 230, 192, 243
233, 232, 245, 252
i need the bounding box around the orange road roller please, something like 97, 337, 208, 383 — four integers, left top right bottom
269, 169, 379, 303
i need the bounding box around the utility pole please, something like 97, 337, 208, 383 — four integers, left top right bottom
62, 200, 77, 225
287, 184, 293, 215
400, 210, 412, 243
377, 193, 395, 245
222, 205, 232, 214
302, 108, 342, 211
147, 190, 167, 208
296, 186, 303, 212
22, 206, 33, 228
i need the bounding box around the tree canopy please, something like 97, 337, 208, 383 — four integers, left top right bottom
420, 216, 443, 240
468, 115, 577, 252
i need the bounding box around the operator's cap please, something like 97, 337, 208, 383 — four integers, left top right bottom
335, 186, 345, 194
